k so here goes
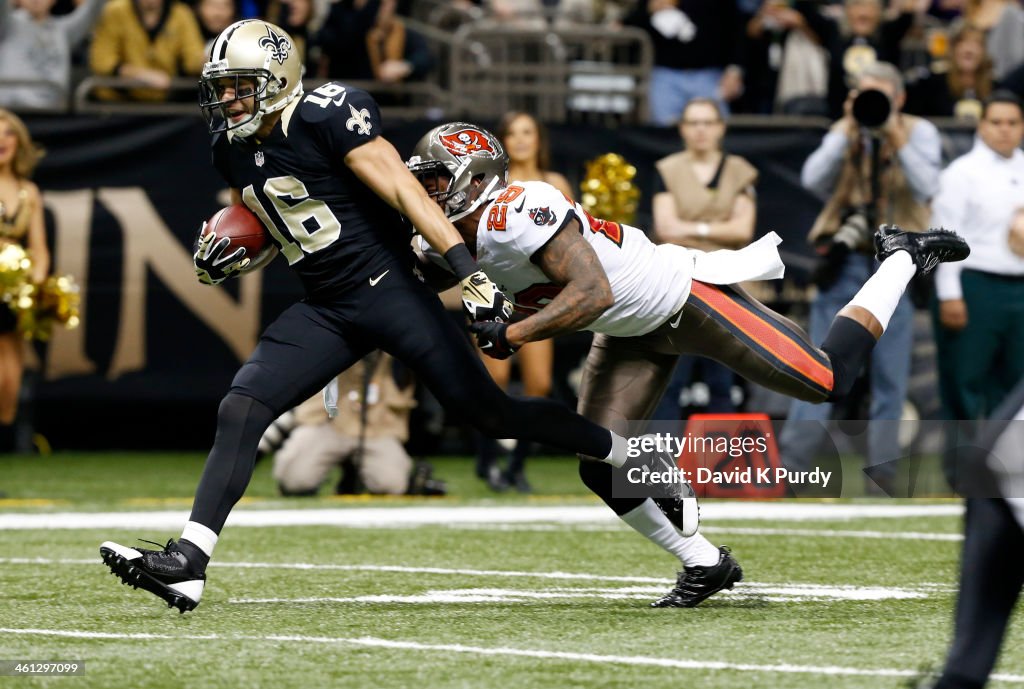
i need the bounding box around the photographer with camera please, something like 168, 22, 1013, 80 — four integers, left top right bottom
780, 61, 941, 495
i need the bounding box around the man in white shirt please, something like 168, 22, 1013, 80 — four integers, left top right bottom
932, 92, 1024, 440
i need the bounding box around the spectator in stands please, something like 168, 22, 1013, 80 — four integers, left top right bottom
272, 352, 418, 496
315, 0, 433, 87
742, 0, 828, 115
651, 97, 757, 418
932, 92, 1024, 459
778, 62, 940, 495
473, 111, 567, 493
906, 23, 993, 119
196, 0, 236, 53
624, 0, 746, 125
795, 0, 920, 119
555, 0, 632, 26
0, 110, 49, 455
0, 0, 106, 110
963, 0, 1024, 81
88, 0, 205, 101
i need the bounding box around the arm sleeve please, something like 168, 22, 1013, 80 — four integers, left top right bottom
897, 120, 941, 203
88, 6, 122, 76
306, 87, 383, 158
931, 166, 967, 300
403, 28, 435, 80
801, 128, 850, 198
0, 0, 12, 39
61, 0, 107, 47
176, 5, 207, 75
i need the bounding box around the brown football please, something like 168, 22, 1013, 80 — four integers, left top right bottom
202, 204, 270, 258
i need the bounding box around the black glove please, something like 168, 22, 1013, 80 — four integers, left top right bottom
469, 320, 518, 360
194, 225, 249, 286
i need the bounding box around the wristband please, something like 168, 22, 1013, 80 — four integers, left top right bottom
444, 243, 477, 280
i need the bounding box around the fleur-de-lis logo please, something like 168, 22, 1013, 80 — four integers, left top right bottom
345, 103, 372, 136
258, 25, 291, 65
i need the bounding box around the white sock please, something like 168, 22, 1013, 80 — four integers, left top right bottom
181, 521, 218, 558
619, 499, 720, 567
602, 432, 628, 468
846, 250, 915, 331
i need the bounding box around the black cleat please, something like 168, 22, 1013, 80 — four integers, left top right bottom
653, 494, 701, 539
650, 546, 743, 608
100, 539, 205, 613
874, 225, 970, 276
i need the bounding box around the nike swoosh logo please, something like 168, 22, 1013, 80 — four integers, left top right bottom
514, 199, 526, 213
369, 269, 390, 286
668, 309, 683, 329
333, 92, 347, 107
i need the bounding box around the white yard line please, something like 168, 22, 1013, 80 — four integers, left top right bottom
0, 503, 964, 531
0, 556, 956, 593
229, 582, 931, 605
1, 627, 1019, 682
440, 523, 965, 541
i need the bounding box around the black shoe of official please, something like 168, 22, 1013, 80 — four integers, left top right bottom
874, 225, 970, 277
484, 464, 510, 492
504, 471, 532, 494
650, 546, 743, 608
100, 539, 206, 613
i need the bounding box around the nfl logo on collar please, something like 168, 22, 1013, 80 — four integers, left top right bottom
255, 151, 265, 167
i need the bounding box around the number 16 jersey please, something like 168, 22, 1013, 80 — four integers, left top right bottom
212, 83, 413, 299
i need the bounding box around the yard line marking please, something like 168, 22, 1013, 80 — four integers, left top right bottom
0, 557, 956, 593
439, 523, 965, 541
2, 628, 1020, 682
0, 503, 964, 531
229, 582, 931, 605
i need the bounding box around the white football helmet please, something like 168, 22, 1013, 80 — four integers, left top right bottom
407, 122, 508, 222
199, 19, 304, 138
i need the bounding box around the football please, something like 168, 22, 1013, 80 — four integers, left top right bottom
202, 203, 270, 259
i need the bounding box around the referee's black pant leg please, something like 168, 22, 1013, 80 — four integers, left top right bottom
938, 497, 1024, 689
359, 278, 612, 459
189, 301, 369, 534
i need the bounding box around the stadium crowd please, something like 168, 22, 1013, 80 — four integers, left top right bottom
1, 0, 1024, 115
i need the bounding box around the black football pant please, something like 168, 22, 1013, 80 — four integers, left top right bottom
189, 269, 613, 533
935, 498, 1024, 689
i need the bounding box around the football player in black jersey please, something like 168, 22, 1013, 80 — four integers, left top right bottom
98, 19, 681, 613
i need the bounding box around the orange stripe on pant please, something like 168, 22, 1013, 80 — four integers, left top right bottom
689, 281, 835, 394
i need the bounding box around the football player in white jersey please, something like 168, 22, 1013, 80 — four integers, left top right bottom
409, 121, 970, 608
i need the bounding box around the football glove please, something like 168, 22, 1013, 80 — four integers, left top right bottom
194, 225, 250, 286
460, 270, 513, 324
469, 320, 517, 360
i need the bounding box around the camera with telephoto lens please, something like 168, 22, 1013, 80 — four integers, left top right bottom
852, 88, 891, 129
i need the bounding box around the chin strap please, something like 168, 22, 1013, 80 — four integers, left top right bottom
448, 177, 503, 222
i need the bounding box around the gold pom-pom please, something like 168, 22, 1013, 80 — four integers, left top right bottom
13, 274, 82, 341
0, 243, 32, 302
579, 153, 640, 225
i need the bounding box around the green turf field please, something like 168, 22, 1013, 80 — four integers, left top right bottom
1, 453, 1021, 688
